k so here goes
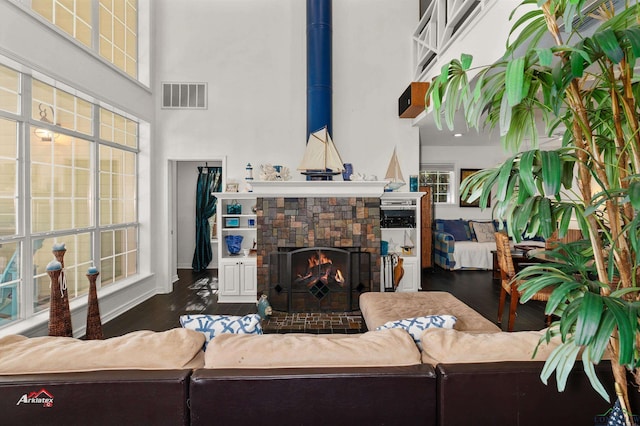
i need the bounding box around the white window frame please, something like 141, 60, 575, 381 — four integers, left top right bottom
0, 59, 140, 330
419, 164, 455, 204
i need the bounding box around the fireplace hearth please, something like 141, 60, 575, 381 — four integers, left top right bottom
269, 247, 371, 312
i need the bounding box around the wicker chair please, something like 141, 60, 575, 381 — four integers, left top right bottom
495, 232, 553, 331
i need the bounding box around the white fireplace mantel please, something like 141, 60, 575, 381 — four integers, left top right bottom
248, 180, 392, 197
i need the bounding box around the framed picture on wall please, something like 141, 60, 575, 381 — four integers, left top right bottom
459, 168, 489, 208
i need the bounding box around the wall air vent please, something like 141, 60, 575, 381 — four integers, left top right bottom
161, 82, 207, 109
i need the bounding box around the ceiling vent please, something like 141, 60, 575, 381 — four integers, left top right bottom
161, 83, 207, 109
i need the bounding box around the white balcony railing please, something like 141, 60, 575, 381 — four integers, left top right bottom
413, 0, 493, 81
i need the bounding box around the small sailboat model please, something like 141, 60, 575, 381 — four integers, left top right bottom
401, 230, 414, 256
298, 126, 345, 180
384, 147, 406, 190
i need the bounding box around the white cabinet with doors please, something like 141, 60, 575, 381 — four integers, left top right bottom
216, 193, 257, 303
218, 258, 257, 302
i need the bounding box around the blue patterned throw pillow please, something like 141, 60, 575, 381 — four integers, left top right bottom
376, 315, 457, 349
179, 314, 263, 349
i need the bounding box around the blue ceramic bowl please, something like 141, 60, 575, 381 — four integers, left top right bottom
225, 235, 243, 255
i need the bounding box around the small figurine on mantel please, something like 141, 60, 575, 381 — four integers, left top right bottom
245, 163, 254, 192
256, 293, 272, 320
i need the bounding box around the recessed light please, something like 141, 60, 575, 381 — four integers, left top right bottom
453, 133, 463, 137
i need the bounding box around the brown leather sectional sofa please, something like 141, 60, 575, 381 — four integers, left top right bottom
0, 362, 632, 425
1, 291, 638, 425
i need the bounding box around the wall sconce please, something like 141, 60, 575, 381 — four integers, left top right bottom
34, 103, 58, 142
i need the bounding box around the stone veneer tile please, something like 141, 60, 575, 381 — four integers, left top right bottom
256, 196, 381, 309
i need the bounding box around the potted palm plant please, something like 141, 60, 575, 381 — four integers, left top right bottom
427, 0, 640, 423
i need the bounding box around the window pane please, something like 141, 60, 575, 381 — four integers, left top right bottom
420, 169, 454, 204
100, 108, 138, 149
0, 64, 20, 114
31, 134, 93, 232
99, 0, 138, 78
32, 80, 93, 137
100, 146, 136, 226
100, 226, 137, 287
0, 241, 20, 327
0, 118, 18, 236
32, 0, 54, 21
32, 0, 92, 48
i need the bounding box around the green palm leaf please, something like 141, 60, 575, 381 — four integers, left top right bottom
602, 298, 636, 365
582, 347, 611, 402
575, 291, 603, 345
594, 28, 624, 64
506, 57, 526, 106
541, 151, 561, 196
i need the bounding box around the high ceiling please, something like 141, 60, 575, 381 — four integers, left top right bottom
416, 109, 501, 148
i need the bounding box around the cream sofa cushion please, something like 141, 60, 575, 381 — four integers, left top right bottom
205, 328, 421, 369
420, 328, 560, 365
0, 328, 205, 375
359, 291, 501, 333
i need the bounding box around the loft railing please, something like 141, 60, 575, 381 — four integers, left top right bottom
413, 0, 492, 81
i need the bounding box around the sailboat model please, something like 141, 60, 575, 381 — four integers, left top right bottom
298, 126, 345, 180
384, 147, 406, 190
401, 229, 414, 255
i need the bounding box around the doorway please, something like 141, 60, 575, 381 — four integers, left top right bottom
168, 158, 225, 284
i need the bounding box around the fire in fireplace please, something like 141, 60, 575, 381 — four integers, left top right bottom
269, 247, 371, 313
294, 248, 348, 299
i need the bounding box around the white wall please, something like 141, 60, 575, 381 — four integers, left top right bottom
333, 0, 420, 181
154, 0, 420, 285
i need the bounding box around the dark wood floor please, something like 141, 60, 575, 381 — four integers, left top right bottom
101, 267, 547, 338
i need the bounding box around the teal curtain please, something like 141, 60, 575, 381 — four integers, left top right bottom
192, 166, 222, 272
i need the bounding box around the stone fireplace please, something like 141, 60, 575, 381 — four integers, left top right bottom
254, 186, 383, 312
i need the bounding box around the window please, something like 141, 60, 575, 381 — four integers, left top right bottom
0, 64, 21, 326
99, 0, 138, 78
420, 165, 455, 204
100, 226, 137, 286
0, 64, 140, 329
31, 0, 92, 48
31, 0, 138, 79
98, 108, 138, 287
30, 80, 93, 233
0, 118, 18, 237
